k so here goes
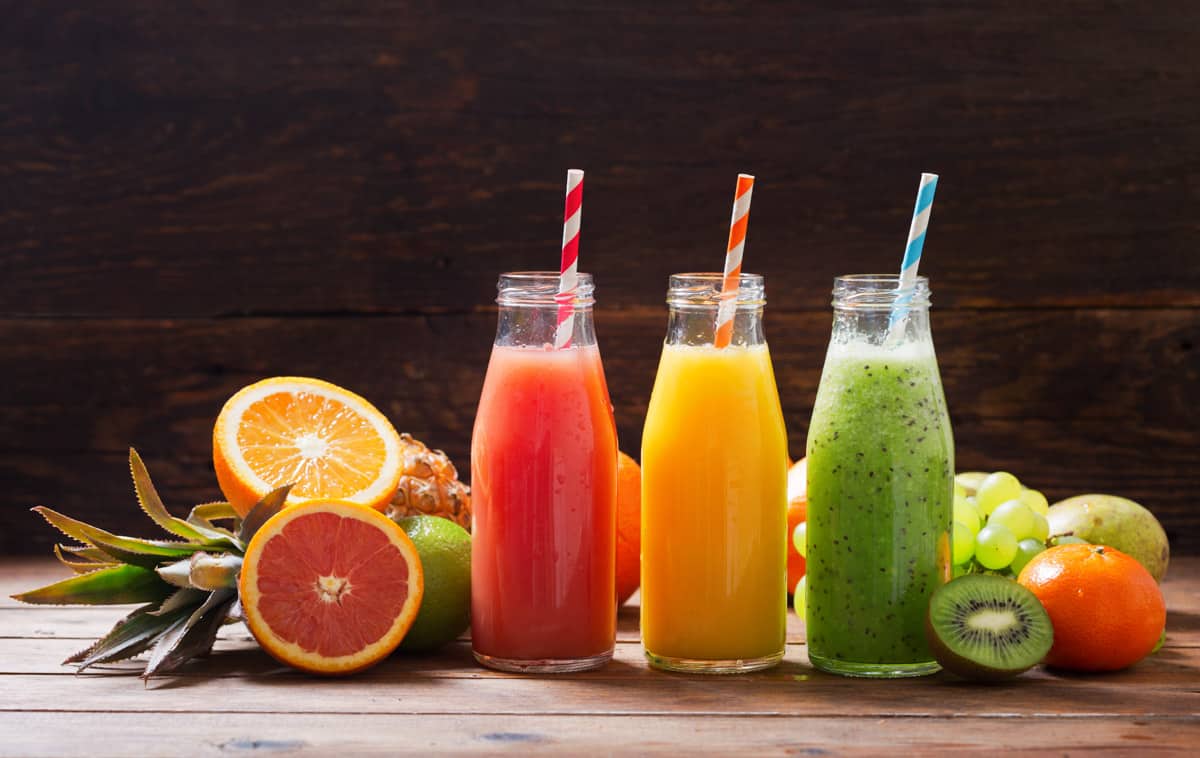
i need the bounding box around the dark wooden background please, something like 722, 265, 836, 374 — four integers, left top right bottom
2, 2, 1197, 555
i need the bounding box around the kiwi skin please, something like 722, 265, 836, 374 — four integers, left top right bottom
925, 574, 1054, 682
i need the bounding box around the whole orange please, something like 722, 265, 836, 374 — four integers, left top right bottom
615, 452, 642, 605
786, 458, 808, 593
1017, 544, 1166, 672
787, 496, 807, 592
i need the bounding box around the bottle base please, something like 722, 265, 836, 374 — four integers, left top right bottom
645, 649, 784, 675
808, 652, 941, 678
473, 649, 613, 674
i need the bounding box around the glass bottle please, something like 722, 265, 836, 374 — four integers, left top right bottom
641, 273, 788, 673
805, 275, 954, 677
470, 272, 618, 673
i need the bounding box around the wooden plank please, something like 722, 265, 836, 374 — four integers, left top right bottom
2, 713, 1198, 757
1, 309, 1197, 554
0, 606, 658, 647
2, 4, 1199, 315
0, 658, 1196, 718
2, 634, 1198, 680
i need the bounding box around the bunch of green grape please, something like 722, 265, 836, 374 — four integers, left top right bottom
952, 471, 1079, 578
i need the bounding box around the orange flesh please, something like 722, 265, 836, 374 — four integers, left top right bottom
236, 391, 389, 499
253, 511, 411, 658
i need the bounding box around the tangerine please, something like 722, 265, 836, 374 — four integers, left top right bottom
786, 458, 808, 593
615, 452, 641, 605
1017, 543, 1165, 672
239, 500, 424, 675
787, 496, 807, 592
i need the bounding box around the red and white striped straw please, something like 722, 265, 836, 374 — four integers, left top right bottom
554, 169, 585, 349
714, 173, 755, 348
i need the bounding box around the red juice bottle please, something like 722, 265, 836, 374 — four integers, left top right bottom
470, 271, 618, 672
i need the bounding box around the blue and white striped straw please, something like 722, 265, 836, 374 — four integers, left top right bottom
889, 172, 939, 332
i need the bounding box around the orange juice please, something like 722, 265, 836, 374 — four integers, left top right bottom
641, 342, 788, 671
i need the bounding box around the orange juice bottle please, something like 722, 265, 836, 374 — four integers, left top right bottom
641, 273, 788, 673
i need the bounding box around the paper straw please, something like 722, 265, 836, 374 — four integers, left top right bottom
554, 169, 584, 349
888, 172, 939, 334
714, 173, 755, 348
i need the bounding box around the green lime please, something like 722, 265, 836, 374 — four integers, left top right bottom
395, 515, 471, 652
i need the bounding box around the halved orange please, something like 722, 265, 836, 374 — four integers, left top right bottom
239, 500, 425, 675
214, 377, 403, 517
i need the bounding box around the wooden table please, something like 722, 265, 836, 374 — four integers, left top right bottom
2, 557, 1197, 755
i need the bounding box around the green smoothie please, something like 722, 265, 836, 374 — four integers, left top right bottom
805, 339, 953, 677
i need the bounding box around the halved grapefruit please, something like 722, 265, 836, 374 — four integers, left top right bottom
213, 377, 404, 517
239, 500, 425, 675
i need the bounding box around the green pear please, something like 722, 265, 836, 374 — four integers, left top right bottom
1047, 495, 1170, 581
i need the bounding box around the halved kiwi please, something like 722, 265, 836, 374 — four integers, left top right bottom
925, 574, 1053, 681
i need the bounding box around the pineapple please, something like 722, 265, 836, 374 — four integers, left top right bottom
386, 433, 471, 531
12, 449, 287, 679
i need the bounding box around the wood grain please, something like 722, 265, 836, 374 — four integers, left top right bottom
1, 3, 1198, 316
2, 713, 1196, 757
2, 2, 1198, 555
1, 558, 1196, 755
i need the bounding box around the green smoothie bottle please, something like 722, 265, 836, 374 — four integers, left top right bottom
805, 275, 953, 677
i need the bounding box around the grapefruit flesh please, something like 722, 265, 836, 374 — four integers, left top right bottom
240, 501, 424, 674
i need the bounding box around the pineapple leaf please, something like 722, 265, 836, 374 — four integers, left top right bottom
238, 485, 292, 543
53, 544, 117, 574
33, 507, 206, 568
129, 448, 202, 541
60, 545, 118, 563
70, 603, 193, 671
149, 587, 207, 616
13, 564, 173, 606
143, 591, 236, 679
140, 615, 191, 678
129, 449, 240, 549
187, 502, 241, 541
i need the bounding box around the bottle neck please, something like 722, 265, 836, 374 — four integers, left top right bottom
495, 303, 597, 348
829, 274, 933, 347
665, 306, 765, 347
493, 271, 598, 349
663, 272, 768, 347
831, 306, 931, 347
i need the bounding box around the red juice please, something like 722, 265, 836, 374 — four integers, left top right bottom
470, 343, 618, 670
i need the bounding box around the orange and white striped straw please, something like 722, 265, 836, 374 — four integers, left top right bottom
714, 173, 755, 348
554, 169, 584, 349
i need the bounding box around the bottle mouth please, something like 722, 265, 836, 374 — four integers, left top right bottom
666, 272, 766, 309
496, 271, 595, 307
832, 274, 931, 310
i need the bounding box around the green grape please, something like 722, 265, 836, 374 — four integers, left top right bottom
952, 563, 969, 578
988, 500, 1036, 540
792, 521, 807, 558
1030, 512, 1050, 542
953, 494, 981, 535
975, 524, 1018, 570
951, 521, 975, 565
1010, 538, 1046, 576
954, 481, 967, 499
976, 471, 1022, 516
1019, 488, 1050, 517
793, 575, 807, 618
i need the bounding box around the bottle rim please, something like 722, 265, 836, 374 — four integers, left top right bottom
666, 272, 766, 308
832, 274, 930, 310
496, 271, 595, 307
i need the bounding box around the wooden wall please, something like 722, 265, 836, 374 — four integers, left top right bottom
2, 2, 1198, 554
